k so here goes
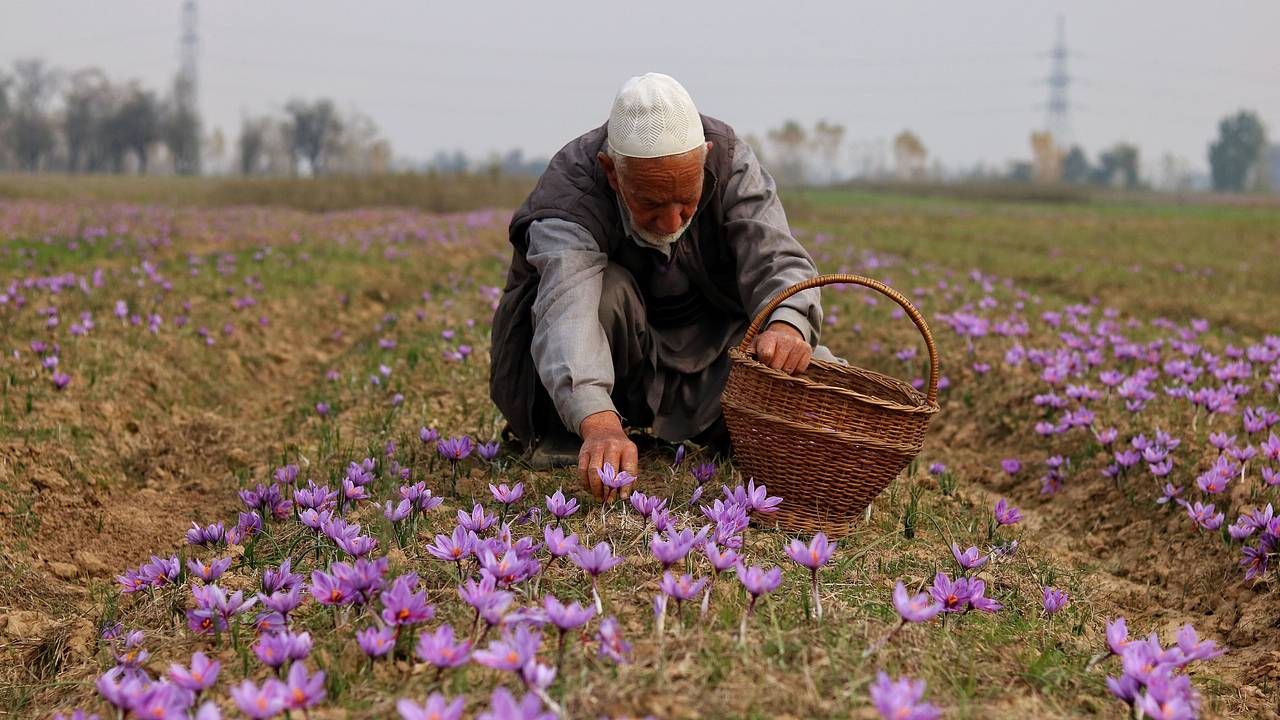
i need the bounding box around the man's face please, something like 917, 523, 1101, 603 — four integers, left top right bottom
599, 142, 711, 244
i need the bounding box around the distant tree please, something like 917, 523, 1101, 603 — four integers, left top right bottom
892, 130, 927, 181
283, 98, 343, 175
1030, 131, 1064, 183
810, 120, 845, 184
1090, 143, 1140, 189
62, 68, 113, 172
237, 116, 269, 175
9, 59, 60, 171
1208, 110, 1267, 192
1061, 145, 1090, 184
766, 120, 808, 186
164, 74, 201, 175
108, 84, 160, 173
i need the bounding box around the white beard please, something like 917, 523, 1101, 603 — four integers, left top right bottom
632, 217, 692, 248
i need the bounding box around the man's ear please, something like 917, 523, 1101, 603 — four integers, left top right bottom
597, 152, 620, 193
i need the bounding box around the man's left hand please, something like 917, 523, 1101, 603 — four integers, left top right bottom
752, 321, 812, 375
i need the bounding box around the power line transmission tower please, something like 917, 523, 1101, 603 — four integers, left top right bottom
173, 0, 201, 174
1044, 15, 1071, 144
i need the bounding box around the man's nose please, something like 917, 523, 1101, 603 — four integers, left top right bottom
655, 206, 682, 234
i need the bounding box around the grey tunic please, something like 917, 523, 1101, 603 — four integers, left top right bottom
525, 141, 834, 441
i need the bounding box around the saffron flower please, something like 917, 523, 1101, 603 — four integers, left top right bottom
544, 489, 579, 521
490, 482, 524, 505
868, 672, 941, 720
1042, 586, 1069, 615
569, 541, 623, 613
473, 625, 541, 672
230, 678, 287, 719
950, 543, 989, 572
283, 662, 326, 711
357, 626, 396, 659
397, 693, 466, 720
415, 623, 471, 669
893, 581, 943, 624
380, 572, 435, 627
597, 462, 636, 501
169, 651, 220, 694
784, 532, 837, 621
734, 562, 782, 641
993, 498, 1022, 526
596, 615, 632, 664
659, 572, 709, 617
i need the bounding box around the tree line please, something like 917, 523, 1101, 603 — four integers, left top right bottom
0, 58, 391, 176
754, 110, 1271, 193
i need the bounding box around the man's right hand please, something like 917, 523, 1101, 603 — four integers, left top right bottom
577, 410, 638, 502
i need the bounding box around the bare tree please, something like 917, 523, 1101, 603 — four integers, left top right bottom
892, 130, 927, 181
237, 116, 269, 175
283, 98, 343, 175
63, 67, 112, 172
810, 120, 845, 184
766, 120, 808, 187
9, 59, 60, 171
164, 73, 201, 175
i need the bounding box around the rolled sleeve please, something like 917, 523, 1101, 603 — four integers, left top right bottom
526, 218, 619, 434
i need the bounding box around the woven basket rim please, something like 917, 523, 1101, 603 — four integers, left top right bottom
727, 348, 941, 416
722, 396, 927, 455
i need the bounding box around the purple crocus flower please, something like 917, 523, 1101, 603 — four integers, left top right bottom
419, 427, 439, 445
929, 572, 971, 613
282, 661, 325, 711
950, 543, 989, 571
650, 527, 705, 570
544, 489, 580, 520
543, 594, 595, 632
477, 687, 555, 720
596, 462, 636, 499
735, 562, 782, 600
427, 525, 476, 571
967, 578, 1003, 612
542, 526, 579, 559
569, 541, 623, 577
438, 436, 474, 462
490, 482, 524, 505
415, 623, 471, 669
868, 672, 941, 720
893, 581, 943, 623
458, 503, 497, 532
381, 573, 434, 627
691, 462, 716, 485
596, 615, 632, 664
629, 490, 667, 520
357, 626, 396, 658
993, 498, 1022, 526
187, 557, 232, 583
168, 651, 220, 694
477, 441, 501, 461
230, 678, 286, 719
397, 693, 466, 720
473, 625, 541, 672
1001, 458, 1022, 475
1042, 586, 1069, 615
570, 541, 623, 612
784, 533, 837, 570
254, 631, 312, 669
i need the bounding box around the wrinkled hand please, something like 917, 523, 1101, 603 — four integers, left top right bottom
577, 411, 638, 502
752, 321, 812, 375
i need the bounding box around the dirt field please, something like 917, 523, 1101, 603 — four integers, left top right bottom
2, 190, 1278, 718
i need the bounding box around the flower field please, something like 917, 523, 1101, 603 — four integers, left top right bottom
2, 190, 1279, 718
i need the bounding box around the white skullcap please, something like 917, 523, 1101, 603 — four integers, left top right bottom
607, 73, 705, 159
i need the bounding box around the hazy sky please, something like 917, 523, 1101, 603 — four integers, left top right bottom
2, 1, 1276, 174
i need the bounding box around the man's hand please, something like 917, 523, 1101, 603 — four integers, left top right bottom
577, 411, 638, 502
752, 321, 812, 375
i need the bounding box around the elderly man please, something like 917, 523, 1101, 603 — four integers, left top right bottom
491, 72, 837, 500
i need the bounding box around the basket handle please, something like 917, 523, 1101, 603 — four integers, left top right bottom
738, 273, 940, 405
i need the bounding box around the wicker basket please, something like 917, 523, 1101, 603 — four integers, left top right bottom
720, 274, 941, 538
